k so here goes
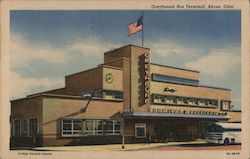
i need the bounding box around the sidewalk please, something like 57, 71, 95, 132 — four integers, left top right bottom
31, 141, 205, 151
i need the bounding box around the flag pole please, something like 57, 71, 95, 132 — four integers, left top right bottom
142, 11, 144, 47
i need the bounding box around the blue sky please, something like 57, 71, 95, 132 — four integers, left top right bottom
10, 10, 241, 110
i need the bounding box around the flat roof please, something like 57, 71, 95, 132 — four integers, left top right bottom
104, 44, 150, 54
215, 122, 241, 129
123, 112, 230, 120
11, 93, 123, 103
151, 63, 200, 73
199, 85, 231, 91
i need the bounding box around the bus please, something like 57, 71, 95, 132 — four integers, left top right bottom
205, 122, 241, 145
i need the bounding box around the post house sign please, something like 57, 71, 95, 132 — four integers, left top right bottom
148, 108, 227, 116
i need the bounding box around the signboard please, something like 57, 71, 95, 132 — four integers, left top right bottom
144, 52, 150, 104
148, 108, 227, 116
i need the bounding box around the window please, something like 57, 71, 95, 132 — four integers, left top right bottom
153, 95, 160, 103
188, 98, 197, 105
62, 118, 122, 137
23, 120, 28, 136
221, 101, 231, 110
114, 120, 122, 134
104, 120, 114, 134
73, 120, 82, 135
62, 119, 82, 136
166, 96, 176, 104
94, 120, 103, 135
152, 73, 199, 86
209, 100, 218, 107
81, 90, 123, 100
105, 91, 114, 99
135, 123, 146, 138
104, 90, 123, 100
13, 119, 21, 137
198, 99, 205, 106
85, 120, 103, 135
177, 98, 185, 104
62, 119, 72, 135
159, 96, 165, 103
152, 94, 218, 108
29, 118, 38, 136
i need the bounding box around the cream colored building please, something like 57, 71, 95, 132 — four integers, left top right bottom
11, 45, 241, 147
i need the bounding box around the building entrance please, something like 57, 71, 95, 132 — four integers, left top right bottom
154, 124, 193, 142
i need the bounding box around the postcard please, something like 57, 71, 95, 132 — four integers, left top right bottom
0, 0, 249, 159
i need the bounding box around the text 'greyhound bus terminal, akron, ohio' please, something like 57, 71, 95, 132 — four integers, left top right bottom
10, 45, 241, 147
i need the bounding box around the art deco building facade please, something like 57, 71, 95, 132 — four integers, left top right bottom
11, 45, 241, 147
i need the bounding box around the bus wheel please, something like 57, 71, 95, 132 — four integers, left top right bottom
223, 138, 230, 145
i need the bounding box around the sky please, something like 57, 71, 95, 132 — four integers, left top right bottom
10, 10, 241, 110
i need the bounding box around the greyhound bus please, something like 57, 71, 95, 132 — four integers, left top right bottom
205, 122, 241, 145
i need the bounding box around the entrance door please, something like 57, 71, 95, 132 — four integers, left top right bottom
154, 124, 186, 142
199, 120, 211, 139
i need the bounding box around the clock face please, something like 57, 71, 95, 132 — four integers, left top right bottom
105, 73, 113, 84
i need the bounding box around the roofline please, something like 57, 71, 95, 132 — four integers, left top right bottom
26, 87, 66, 98
104, 44, 150, 54
151, 63, 200, 73
66, 65, 122, 78
98, 57, 130, 67
11, 93, 123, 103
65, 66, 101, 78
199, 85, 231, 91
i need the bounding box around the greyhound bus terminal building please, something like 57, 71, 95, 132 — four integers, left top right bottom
11, 45, 241, 147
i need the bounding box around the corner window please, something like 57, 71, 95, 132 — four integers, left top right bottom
135, 123, 146, 138
13, 119, 21, 137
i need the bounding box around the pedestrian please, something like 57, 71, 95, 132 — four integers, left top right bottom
146, 131, 151, 144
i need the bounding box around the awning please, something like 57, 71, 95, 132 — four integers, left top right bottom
123, 112, 230, 120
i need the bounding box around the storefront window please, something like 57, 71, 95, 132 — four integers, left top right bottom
135, 123, 146, 138
94, 120, 103, 135
104, 120, 114, 134
73, 120, 82, 135
85, 120, 94, 135
114, 120, 121, 134
13, 119, 21, 137
62, 118, 122, 137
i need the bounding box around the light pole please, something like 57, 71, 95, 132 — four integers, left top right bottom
122, 119, 125, 149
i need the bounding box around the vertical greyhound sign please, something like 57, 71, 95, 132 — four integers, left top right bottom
144, 52, 150, 104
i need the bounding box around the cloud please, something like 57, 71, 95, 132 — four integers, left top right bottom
70, 38, 121, 56
10, 34, 121, 99
11, 34, 121, 70
185, 48, 240, 77
147, 39, 198, 58
10, 34, 66, 69
10, 71, 64, 99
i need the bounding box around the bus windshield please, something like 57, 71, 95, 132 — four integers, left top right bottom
207, 124, 223, 133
